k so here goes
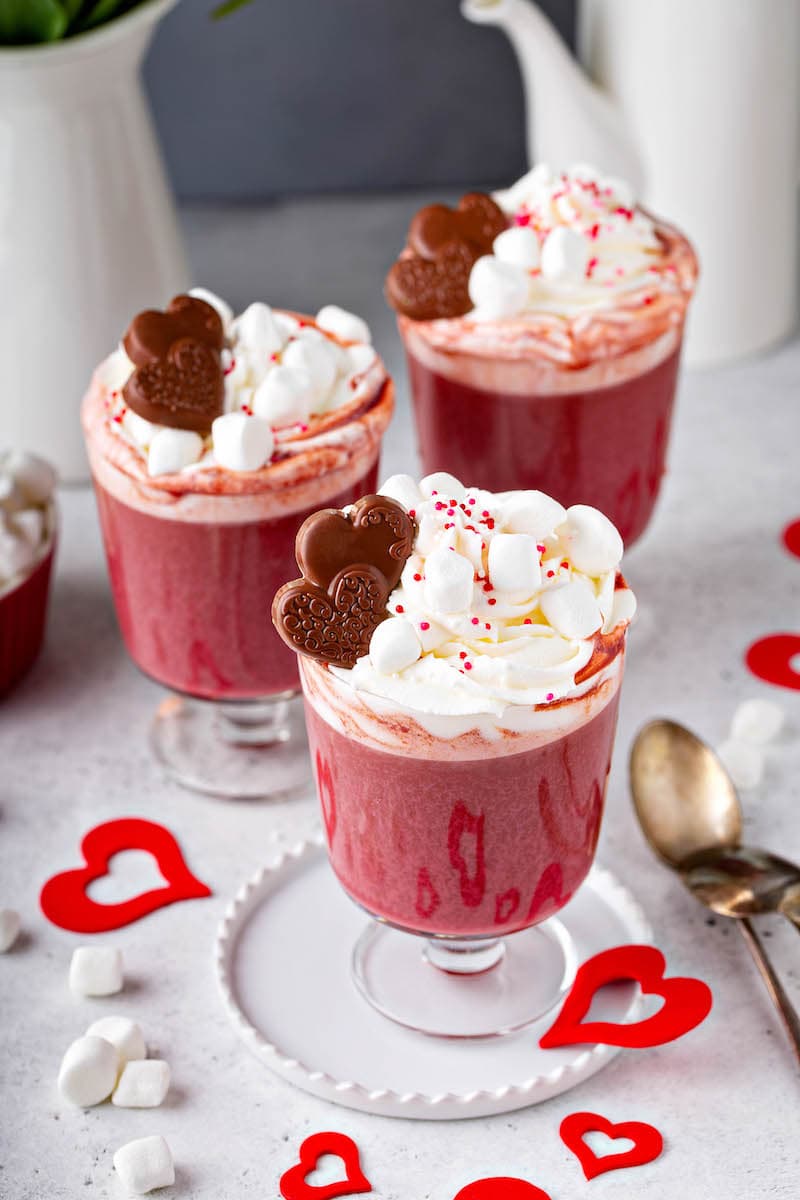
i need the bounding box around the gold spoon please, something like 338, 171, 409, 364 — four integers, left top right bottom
630, 719, 800, 1064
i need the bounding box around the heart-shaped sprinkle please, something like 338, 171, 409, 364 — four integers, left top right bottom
539, 944, 712, 1050
122, 295, 225, 433
453, 1179, 552, 1200
280, 1132, 371, 1200
560, 1111, 664, 1180
297, 495, 416, 593
39, 818, 212, 933
386, 191, 507, 320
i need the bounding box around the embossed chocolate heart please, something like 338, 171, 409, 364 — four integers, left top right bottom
409, 192, 507, 259
273, 565, 390, 669
296, 495, 415, 593
386, 241, 478, 321
122, 295, 225, 432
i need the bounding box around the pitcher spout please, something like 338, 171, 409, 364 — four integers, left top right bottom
462, 0, 644, 192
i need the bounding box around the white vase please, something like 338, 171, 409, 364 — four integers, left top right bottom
0, 0, 189, 482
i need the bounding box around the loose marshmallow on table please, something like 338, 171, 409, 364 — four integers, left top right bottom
540, 577, 603, 640
58, 1035, 119, 1107
70, 946, 124, 997
0, 908, 21, 952
424, 547, 474, 614
86, 1016, 145, 1064
557, 505, 624, 575
717, 739, 764, 790
212, 413, 274, 472
369, 616, 422, 675
316, 304, 371, 345
147, 428, 204, 478
731, 698, 785, 744
253, 365, 313, 427
493, 225, 541, 270
113, 1136, 175, 1194
540, 225, 590, 283
468, 255, 529, 319
488, 533, 541, 597
112, 1060, 171, 1109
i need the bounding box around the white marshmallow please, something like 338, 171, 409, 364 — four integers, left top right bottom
424, 547, 474, 613
0, 908, 20, 952
468, 255, 529, 319
540, 577, 603, 640
69, 946, 124, 997
419, 472, 465, 502
369, 617, 422, 675
500, 491, 567, 539
58, 1035, 119, 1107
0, 518, 37, 580
11, 508, 44, 548
488, 533, 542, 596
147, 428, 203, 478
233, 301, 283, 356
113, 1136, 175, 1194
316, 304, 371, 345
86, 1016, 146, 1064
346, 343, 378, 376
558, 505, 624, 575
540, 226, 590, 283
252, 366, 313, 427
282, 336, 338, 398
112, 1060, 170, 1109
2, 450, 56, 505
493, 225, 541, 270
123, 409, 158, 448
608, 587, 637, 630
379, 474, 423, 514
0, 472, 22, 512
212, 412, 274, 472
730, 698, 785, 744
188, 287, 234, 330
717, 739, 764, 790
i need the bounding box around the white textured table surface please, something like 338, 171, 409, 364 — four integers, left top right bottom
2, 196, 800, 1199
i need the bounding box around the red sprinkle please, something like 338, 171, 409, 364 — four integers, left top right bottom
395, 605, 404, 614
523, 618, 532, 625
485, 623, 491, 630
471, 617, 479, 625
547, 570, 555, 578
464, 662, 473, 670
459, 651, 468, 659
420, 621, 430, 631
537, 544, 546, 553
413, 573, 422, 582
488, 598, 497, 606
546, 692, 555, 702
408, 509, 416, 518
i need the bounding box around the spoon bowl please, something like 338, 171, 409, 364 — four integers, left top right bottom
681, 845, 800, 919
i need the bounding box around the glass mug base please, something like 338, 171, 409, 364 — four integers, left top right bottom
351, 918, 579, 1039
150, 692, 311, 801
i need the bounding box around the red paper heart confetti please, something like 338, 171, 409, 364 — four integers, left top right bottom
280, 1132, 371, 1200
40, 818, 212, 933
454, 1179, 552, 1200
781, 518, 800, 559
539, 944, 712, 1050
560, 1111, 664, 1180
745, 633, 800, 692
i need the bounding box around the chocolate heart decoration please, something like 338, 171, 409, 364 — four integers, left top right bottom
454, 1180, 552, 1200
39, 818, 212, 933
538, 944, 712, 1050
280, 1132, 371, 1200
274, 566, 389, 670
387, 241, 479, 321
745, 633, 800, 691
409, 192, 508, 259
122, 295, 225, 432
297, 494, 416, 593
560, 1111, 664, 1180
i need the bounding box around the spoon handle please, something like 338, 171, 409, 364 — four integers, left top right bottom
737, 918, 800, 1065
778, 884, 800, 934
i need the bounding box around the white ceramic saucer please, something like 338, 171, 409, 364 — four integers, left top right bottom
215, 834, 653, 1120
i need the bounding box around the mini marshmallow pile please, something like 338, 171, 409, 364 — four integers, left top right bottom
0, 907, 21, 951
716, 698, 785, 790
102, 290, 378, 477
0, 450, 56, 592
334, 472, 635, 717
466, 162, 664, 321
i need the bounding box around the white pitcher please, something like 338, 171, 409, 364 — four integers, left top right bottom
0, 0, 188, 482
463, 0, 800, 366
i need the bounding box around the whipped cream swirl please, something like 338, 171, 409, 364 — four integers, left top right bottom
0, 450, 56, 594
466, 162, 668, 322
330, 472, 635, 717
99, 291, 379, 478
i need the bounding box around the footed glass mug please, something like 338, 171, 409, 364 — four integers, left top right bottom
298, 623, 629, 1038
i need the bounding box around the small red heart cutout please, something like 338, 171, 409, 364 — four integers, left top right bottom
539, 944, 712, 1049
745, 633, 800, 692
40, 818, 212, 933
560, 1110, 664, 1180
280, 1132, 371, 1200
782, 518, 800, 559
454, 1179, 552, 1200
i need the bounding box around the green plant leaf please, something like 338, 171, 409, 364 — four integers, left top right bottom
212, 0, 253, 18
73, 0, 133, 33
0, 0, 69, 43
